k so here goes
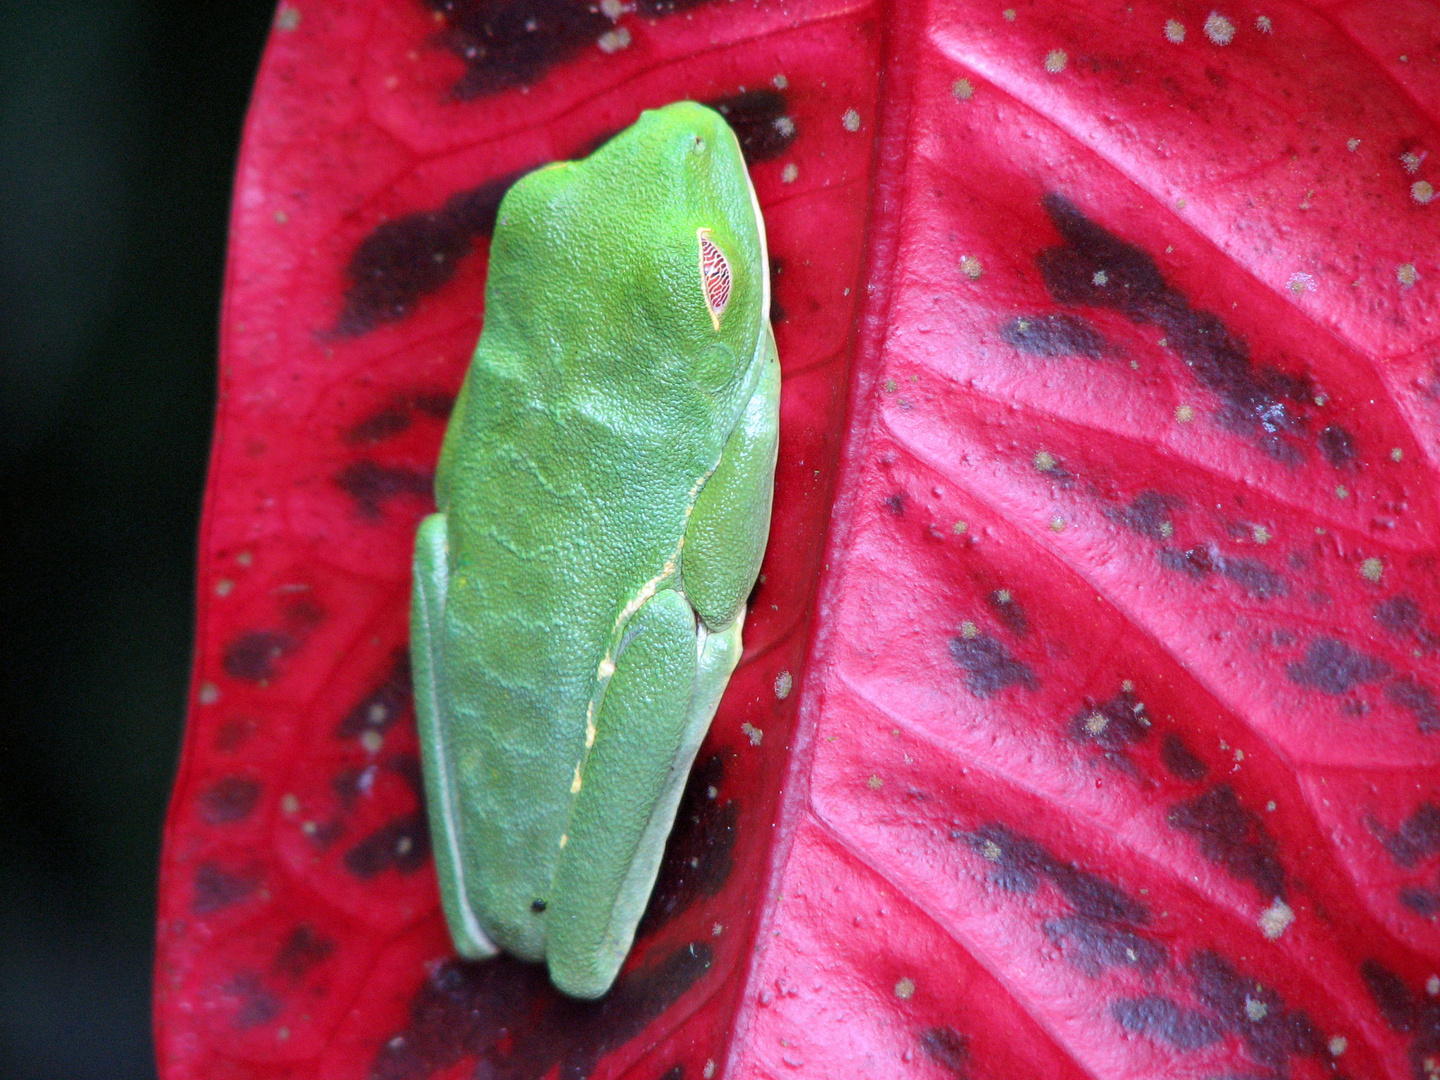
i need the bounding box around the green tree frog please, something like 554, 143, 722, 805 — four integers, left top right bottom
410, 101, 779, 1000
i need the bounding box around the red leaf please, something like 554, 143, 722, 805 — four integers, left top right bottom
157, 1, 1440, 1077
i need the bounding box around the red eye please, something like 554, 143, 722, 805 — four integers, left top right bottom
697, 228, 732, 331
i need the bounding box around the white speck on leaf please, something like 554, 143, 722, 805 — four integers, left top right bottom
1412, 180, 1435, 205
894, 977, 915, 999
1361, 558, 1384, 583
960, 255, 983, 279
1204, 12, 1236, 44
1245, 996, 1268, 1022
1044, 49, 1068, 73
952, 78, 974, 100
596, 27, 630, 53
1329, 1036, 1347, 1056
1286, 271, 1315, 295
198, 682, 220, 705
1259, 898, 1294, 940
1165, 20, 1185, 43
741, 722, 763, 746
781, 163, 798, 183
774, 670, 793, 700
842, 108, 861, 131
1398, 263, 1418, 286
1256, 15, 1272, 33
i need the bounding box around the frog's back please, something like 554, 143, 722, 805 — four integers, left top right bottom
432, 102, 766, 956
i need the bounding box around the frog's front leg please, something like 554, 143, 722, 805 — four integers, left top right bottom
682, 328, 782, 630
546, 587, 735, 999
411, 511, 499, 960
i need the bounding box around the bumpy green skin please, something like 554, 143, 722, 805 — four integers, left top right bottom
410, 102, 779, 1000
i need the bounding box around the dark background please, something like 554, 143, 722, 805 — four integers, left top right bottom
1, 3, 276, 1076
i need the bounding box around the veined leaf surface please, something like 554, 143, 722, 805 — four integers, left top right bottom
157, 2, 1440, 1078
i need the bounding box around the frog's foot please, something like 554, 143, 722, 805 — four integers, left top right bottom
411, 511, 500, 960
545, 588, 738, 999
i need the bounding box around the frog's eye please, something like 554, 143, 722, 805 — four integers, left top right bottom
697, 227, 732, 332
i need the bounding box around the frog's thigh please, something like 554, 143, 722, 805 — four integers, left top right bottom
411, 512, 498, 960
682, 337, 781, 629
546, 588, 731, 999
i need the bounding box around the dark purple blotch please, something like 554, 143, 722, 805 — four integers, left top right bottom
425, 0, 612, 100
346, 392, 456, 445
949, 632, 1036, 698
1168, 785, 1285, 900
1286, 637, 1390, 695
1069, 687, 1150, 753
337, 652, 413, 739
1156, 544, 1286, 599
345, 812, 430, 879
1388, 677, 1440, 733
1038, 193, 1315, 460
336, 461, 434, 519
635, 754, 737, 939
1112, 995, 1222, 1050
955, 824, 1157, 977
273, 924, 335, 980
370, 943, 712, 1080
987, 589, 1028, 637
1318, 424, 1358, 468
919, 1026, 970, 1076
335, 172, 522, 335
222, 629, 296, 682
708, 89, 797, 164
1372, 803, 1440, 868
999, 312, 1107, 359
1188, 950, 1324, 1069
1109, 490, 1181, 541
1375, 595, 1440, 650
228, 971, 282, 1029
198, 775, 261, 825
192, 862, 260, 915
1360, 959, 1440, 1080
1160, 733, 1208, 782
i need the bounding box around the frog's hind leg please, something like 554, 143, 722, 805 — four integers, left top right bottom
411, 512, 499, 960
545, 587, 738, 999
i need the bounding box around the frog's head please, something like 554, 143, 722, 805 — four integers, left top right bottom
485, 101, 768, 409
